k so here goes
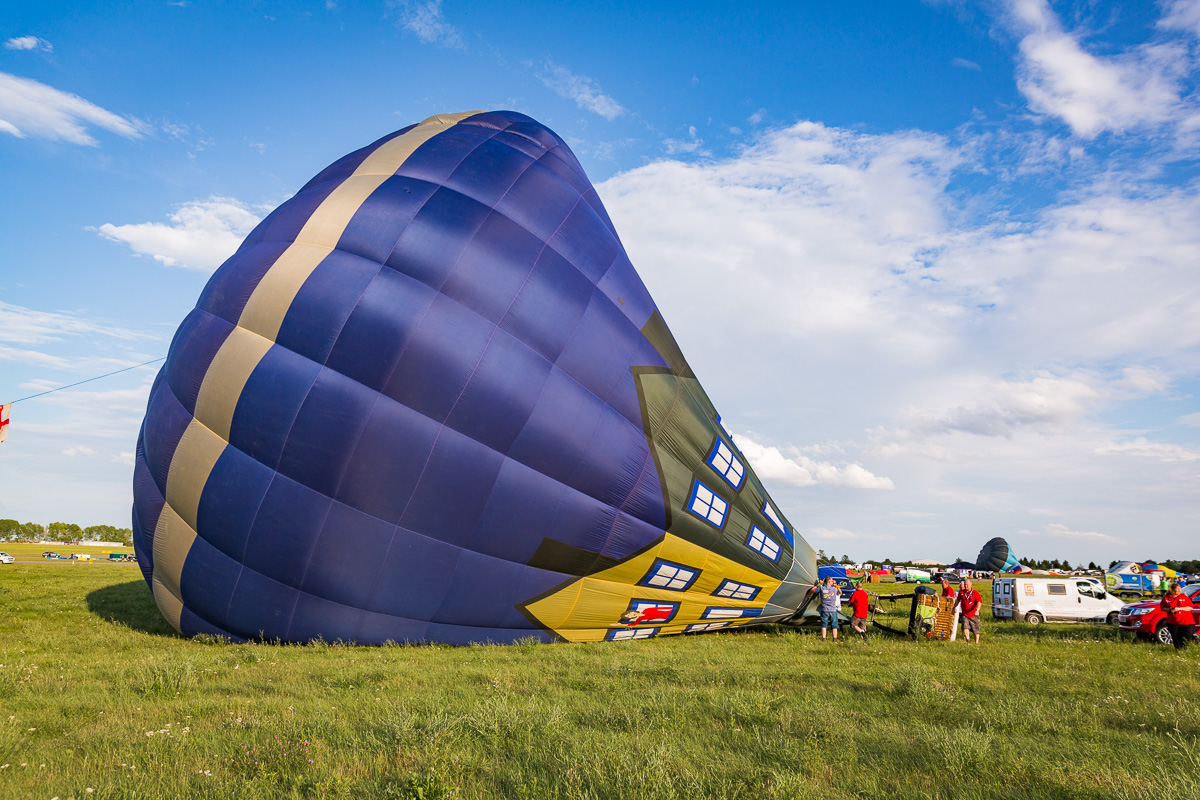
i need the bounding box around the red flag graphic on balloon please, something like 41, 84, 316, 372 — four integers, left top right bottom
0, 403, 9, 444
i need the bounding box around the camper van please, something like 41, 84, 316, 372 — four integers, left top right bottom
992, 576, 1122, 625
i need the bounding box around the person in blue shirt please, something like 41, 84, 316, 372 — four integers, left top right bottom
817, 577, 841, 641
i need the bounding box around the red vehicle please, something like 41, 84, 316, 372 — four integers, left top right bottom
1117, 584, 1200, 645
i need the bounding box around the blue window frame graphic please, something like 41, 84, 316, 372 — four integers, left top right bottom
715, 414, 733, 441
702, 607, 763, 621
638, 558, 700, 591
623, 599, 680, 625
745, 525, 781, 562
761, 500, 793, 544
712, 579, 761, 602
686, 479, 728, 528
606, 626, 659, 641
687, 621, 732, 633
707, 438, 746, 490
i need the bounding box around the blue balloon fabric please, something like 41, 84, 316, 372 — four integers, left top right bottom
133, 111, 817, 645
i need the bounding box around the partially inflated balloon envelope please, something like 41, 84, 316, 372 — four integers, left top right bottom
974, 538, 1022, 574
133, 111, 817, 645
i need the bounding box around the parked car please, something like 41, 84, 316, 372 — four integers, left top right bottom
992, 576, 1123, 625
0, 552, 14, 564
1118, 584, 1200, 645
930, 571, 962, 584
42, 551, 57, 558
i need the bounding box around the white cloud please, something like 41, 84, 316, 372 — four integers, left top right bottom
62, 446, 96, 457
4, 36, 52, 52
0, 301, 147, 346
112, 452, 136, 466
951, 57, 981, 71
999, 0, 1187, 137
1019, 522, 1120, 543
0, 72, 143, 145
1095, 438, 1200, 463
1159, 0, 1200, 39
810, 527, 895, 541
734, 435, 895, 490
390, 0, 463, 48
901, 374, 1101, 437
96, 196, 266, 271
663, 125, 709, 156
538, 61, 625, 120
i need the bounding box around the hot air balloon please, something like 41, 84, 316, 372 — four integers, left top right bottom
133, 111, 817, 645
974, 537, 1023, 574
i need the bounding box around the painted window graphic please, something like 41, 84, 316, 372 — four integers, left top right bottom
607, 627, 658, 641
623, 599, 680, 625
687, 621, 732, 632
715, 414, 733, 441
687, 479, 728, 528
639, 559, 700, 591
707, 439, 746, 490
713, 579, 760, 601
761, 501, 787, 536
702, 607, 763, 620
745, 525, 780, 562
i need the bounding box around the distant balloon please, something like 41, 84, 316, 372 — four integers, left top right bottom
974, 537, 1023, 573
132, 111, 817, 645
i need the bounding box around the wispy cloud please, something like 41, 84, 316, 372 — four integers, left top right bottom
390, 0, 464, 48
901, 375, 1102, 437
810, 527, 895, 542
0, 72, 143, 145
1095, 438, 1200, 463
663, 125, 709, 156
951, 57, 981, 71
538, 60, 625, 120
4, 36, 52, 52
0, 301, 147, 346
998, 0, 1189, 137
95, 196, 267, 271
1019, 522, 1120, 543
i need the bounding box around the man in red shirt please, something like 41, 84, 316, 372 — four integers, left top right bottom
954, 579, 983, 643
1159, 583, 1195, 650
847, 583, 871, 640
940, 578, 957, 600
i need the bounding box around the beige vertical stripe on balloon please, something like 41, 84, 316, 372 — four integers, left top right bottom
165, 419, 229, 532
193, 327, 275, 440
152, 111, 484, 632
237, 110, 486, 342
152, 576, 185, 633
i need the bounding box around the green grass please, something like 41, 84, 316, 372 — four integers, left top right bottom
0, 568, 1196, 799
0, 542, 135, 559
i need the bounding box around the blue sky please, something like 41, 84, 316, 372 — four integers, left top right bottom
2, 0, 1199, 565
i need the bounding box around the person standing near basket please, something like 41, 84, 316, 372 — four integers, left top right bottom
847, 582, 871, 641
818, 577, 841, 642
955, 579, 983, 644
1160, 582, 1195, 651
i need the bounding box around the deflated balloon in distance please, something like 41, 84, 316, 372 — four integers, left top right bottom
974, 537, 1022, 574
132, 111, 818, 645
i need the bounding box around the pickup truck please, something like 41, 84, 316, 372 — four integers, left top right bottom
1118, 584, 1200, 645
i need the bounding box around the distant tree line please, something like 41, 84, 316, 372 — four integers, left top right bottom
822, 551, 1197, 573
0, 519, 133, 546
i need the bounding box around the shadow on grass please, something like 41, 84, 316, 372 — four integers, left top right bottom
86, 579, 180, 638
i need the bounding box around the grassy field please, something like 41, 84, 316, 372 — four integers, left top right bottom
0, 542, 135, 560
0, 566, 1196, 800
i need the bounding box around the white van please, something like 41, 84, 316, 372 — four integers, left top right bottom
992, 577, 1122, 625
